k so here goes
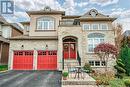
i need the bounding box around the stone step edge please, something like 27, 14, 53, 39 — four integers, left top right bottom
62, 80, 96, 85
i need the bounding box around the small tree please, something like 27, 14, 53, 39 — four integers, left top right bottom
94, 43, 118, 72
114, 59, 126, 79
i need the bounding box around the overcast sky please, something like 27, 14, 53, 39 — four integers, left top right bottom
1, 0, 130, 31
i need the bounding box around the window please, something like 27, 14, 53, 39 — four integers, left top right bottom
92, 24, 99, 30
89, 61, 94, 66
100, 24, 108, 30
37, 17, 54, 30
88, 33, 105, 52
95, 61, 100, 66
83, 24, 90, 30
89, 61, 106, 67
24, 25, 30, 31
2, 27, 11, 38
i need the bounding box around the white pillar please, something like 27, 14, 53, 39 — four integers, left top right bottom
33, 49, 37, 70
8, 49, 13, 70
57, 37, 63, 71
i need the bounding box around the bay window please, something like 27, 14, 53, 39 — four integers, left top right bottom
37, 17, 55, 30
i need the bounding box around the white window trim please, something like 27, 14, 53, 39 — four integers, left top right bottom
83, 24, 90, 30
100, 23, 108, 30
92, 24, 99, 30
36, 17, 55, 30
88, 60, 106, 67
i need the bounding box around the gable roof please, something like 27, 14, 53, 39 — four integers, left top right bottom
123, 30, 130, 37
27, 6, 65, 16
80, 9, 116, 21
2, 23, 23, 33
0, 15, 8, 24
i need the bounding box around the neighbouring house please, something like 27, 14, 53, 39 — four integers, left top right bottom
121, 30, 130, 47
8, 6, 117, 71
0, 15, 23, 65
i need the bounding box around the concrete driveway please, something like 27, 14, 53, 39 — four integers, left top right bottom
0, 70, 61, 87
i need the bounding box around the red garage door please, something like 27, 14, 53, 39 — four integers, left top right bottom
13, 50, 33, 70
37, 50, 57, 70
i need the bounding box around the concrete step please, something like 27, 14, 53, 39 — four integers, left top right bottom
62, 73, 96, 85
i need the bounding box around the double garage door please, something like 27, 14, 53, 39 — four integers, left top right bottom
13, 50, 57, 70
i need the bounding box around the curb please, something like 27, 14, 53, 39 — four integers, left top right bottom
0, 70, 9, 73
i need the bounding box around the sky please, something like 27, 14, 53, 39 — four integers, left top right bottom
1, 0, 130, 31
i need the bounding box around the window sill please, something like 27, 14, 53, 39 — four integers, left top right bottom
91, 66, 106, 68
35, 30, 56, 32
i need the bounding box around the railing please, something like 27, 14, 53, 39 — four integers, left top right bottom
59, 20, 80, 26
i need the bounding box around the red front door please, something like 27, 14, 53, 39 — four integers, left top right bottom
63, 43, 76, 59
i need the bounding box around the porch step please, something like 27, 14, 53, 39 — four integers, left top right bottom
62, 73, 96, 85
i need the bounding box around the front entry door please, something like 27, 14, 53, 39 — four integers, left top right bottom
63, 43, 76, 59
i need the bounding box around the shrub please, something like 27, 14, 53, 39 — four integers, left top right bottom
109, 79, 126, 87
92, 71, 115, 85
114, 59, 126, 78
124, 79, 130, 86
62, 72, 68, 77
83, 63, 92, 72
0, 65, 8, 71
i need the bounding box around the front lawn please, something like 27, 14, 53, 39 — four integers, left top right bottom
0, 65, 8, 71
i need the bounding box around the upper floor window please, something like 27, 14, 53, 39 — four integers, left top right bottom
82, 23, 108, 30
87, 33, 105, 52
83, 24, 90, 30
37, 17, 55, 30
92, 24, 99, 30
100, 24, 108, 30
24, 25, 30, 31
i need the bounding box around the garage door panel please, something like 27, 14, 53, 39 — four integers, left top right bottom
37, 50, 57, 70
13, 51, 33, 70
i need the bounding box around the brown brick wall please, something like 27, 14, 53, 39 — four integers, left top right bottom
11, 28, 23, 37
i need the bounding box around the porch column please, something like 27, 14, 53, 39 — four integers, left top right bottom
33, 49, 37, 70
57, 37, 63, 71
8, 49, 13, 70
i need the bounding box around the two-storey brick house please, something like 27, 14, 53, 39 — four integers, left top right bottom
9, 7, 116, 71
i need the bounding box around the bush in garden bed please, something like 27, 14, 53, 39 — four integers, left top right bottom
91, 71, 115, 86
109, 79, 126, 87
124, 79, 130, 87
0, 65, 8, 71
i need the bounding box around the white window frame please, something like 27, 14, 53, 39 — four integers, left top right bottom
37, 17, 55, 30
89, 60, 106, 67
92, 24, 99, 30
100, 23, 108, 30
87, 38, 104, 53
83, 24, 90, 30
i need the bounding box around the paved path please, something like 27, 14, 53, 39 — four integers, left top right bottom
0, 70, 61, 87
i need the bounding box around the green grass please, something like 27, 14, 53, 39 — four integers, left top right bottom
0, 65, 8, 71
